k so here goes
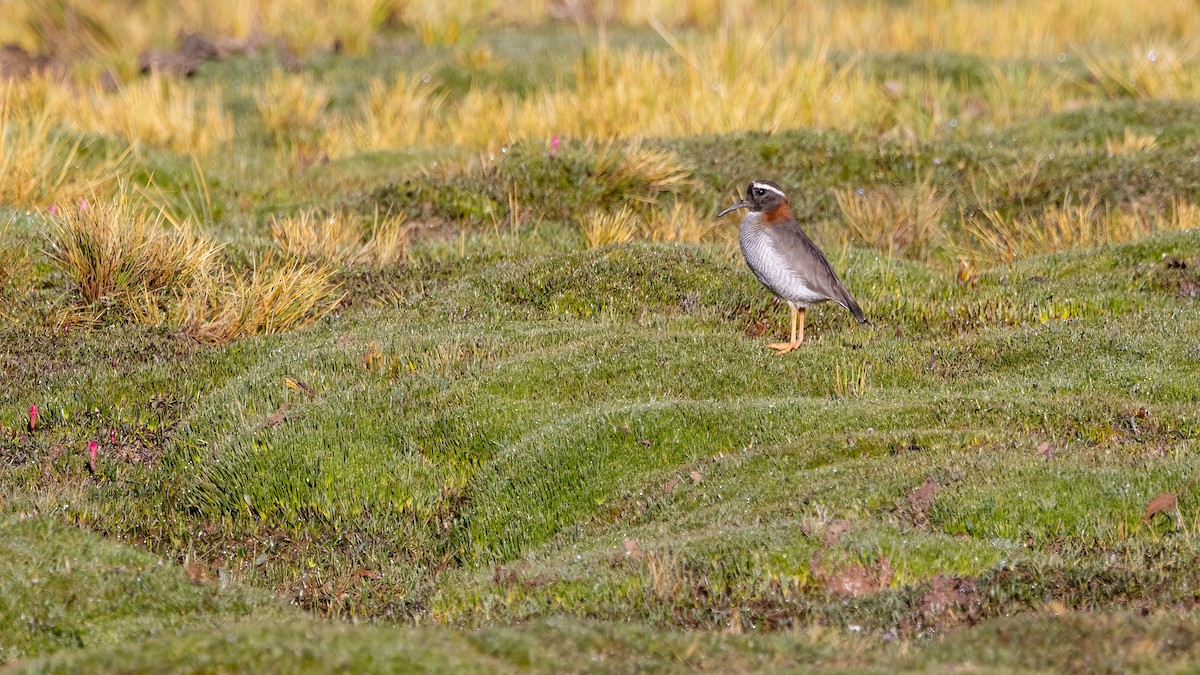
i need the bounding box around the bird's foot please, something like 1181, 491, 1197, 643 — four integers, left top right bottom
765, 340, 802, 355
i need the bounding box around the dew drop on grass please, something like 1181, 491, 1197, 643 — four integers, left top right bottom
422, 74, 432, 84
1148, 50, 1158, 62
1057, 53, 1067, 62
949, 118, 958, 128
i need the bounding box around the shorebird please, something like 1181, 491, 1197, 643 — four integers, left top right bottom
718, 180, 867, 354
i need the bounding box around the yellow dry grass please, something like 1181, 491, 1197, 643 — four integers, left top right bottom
180, 257, 342, 345
1105, 128, 1159, 156
68, 76, 234, 154
1079, 45, 1200, 99
335, 75, 443, 153
7, 0, 1200, 160
964, 197, 1200, 262
7, 0, 1199, 64
41, 188, 342, 342
643, 202, 717, 243
254, 70, 331, 147
835, 178, 951, 260
43, 188, 221, 311
0, 85, 128, 207
583, 206, 639, 248
270, 209, 409, 267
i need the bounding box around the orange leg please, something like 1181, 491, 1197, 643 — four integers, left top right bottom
766, 304, 805, 355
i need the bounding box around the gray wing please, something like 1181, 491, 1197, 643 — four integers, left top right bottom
764, 222, 867, 323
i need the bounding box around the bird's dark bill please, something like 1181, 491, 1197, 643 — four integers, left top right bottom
717, 200, 748, 218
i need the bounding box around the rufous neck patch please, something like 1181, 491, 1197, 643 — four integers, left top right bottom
760, 202, 793, 225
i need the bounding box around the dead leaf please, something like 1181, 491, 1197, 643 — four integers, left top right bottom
285, 377, 317, 396
914, 574, 983, 631
824, 521, 852, 546
185, 563, 214, 585
264, 402, 292, 428
814, 552, 893, 598
898, 479, 939, 528
354, 568, 381, 580
622, 538, 643, 558
1144, 492, 1178, 524
661, 477, 680, 494
1036, 442, 1053, 460
689, 471, 704, 483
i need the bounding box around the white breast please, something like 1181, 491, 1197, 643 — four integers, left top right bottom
738, 218, 825, 307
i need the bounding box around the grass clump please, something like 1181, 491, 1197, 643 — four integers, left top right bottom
68, 76, 234, 154
835, 176, 950, 261
43, 190, 342, 343
0, 88, 128, 208
582, 206, 638, 248
44, 191, 221, 320
180, 257, 342, 345
336, 75, 444, 153
254, 70, 331, 148
965, 197, 1200, 262
270, 209, 409, 267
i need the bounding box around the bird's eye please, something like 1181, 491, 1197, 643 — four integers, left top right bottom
752, 188, 764, 197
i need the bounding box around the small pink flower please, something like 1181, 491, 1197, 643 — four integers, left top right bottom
109, 429, 116, 444
550, 135, 560, 159
29, 405, 37, 431
87, 440, 98, 473
79, 198, 90, 212
48, 204, 59, 216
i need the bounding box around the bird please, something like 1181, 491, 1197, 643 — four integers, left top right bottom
718, 180, 867, 355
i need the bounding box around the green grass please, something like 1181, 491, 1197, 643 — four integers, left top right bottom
5, 26, 1200, 673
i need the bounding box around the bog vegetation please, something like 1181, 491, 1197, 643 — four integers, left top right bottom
2, 0, 1200, 671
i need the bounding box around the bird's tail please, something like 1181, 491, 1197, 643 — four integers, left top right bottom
844, 295, 868, 324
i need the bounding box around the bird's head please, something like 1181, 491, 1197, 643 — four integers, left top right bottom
717, 180, 788, 218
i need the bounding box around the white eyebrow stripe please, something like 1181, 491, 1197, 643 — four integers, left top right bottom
752, 182, 785, 197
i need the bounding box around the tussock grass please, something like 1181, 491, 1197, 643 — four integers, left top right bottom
180, 257, 341, 345
965, 197, 1200, 262
336, 75, 443, 153
1105, 127, 1158, 155
1080, 45, 1200, 99
582, 206, 639, 248
643, 202, 717, 243
44, 190, 221, 316
68, 76, 234, 153
270, 209, 408, 266
835, 177, 950, 261
41, 189, 341, 342
8, 0, 1200, 70
254, 70, 331, 148
590, 140, 695, 203
0, 88, 127, 207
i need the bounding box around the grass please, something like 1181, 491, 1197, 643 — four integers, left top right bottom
269, 209, 409, 266
4, 0, 1200, 671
